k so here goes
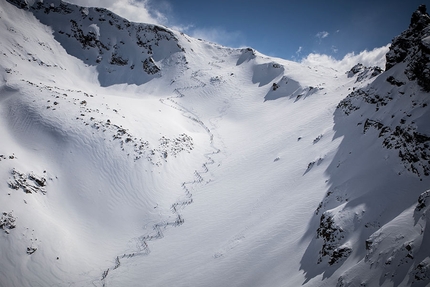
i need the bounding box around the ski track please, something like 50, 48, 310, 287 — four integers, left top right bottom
209, 57, 225, 69
99, 69, 220, 286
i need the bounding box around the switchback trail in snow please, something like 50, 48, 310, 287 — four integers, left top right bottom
99, 70, 221, 286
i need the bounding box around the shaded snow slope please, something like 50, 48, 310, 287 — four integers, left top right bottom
1, 1, 430, 287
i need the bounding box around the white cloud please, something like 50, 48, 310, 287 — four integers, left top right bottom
64, 0, 166, 25
296, 46, 303, 55
331, 45, 338, 53
190, 27, 243, 47
316, 31, 329, 39
300, 44, 390, 72
170, 23, 194, 33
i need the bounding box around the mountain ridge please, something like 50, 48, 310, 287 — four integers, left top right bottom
1, 1, 430, 286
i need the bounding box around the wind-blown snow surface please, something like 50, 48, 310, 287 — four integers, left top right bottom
0, 1, 429, 286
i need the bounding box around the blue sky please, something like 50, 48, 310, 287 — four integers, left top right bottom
70, 0, 425, 61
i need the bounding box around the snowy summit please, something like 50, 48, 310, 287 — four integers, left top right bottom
0, 1, 430, 286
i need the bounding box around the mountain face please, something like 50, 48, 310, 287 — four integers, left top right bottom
310, 7, 430, 286
6, 0, 186, 86
1, 1, 429, 286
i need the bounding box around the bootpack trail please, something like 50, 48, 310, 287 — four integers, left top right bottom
99, 69, 221, 286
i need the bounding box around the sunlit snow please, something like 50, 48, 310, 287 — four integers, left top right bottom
1, 1, 429, 287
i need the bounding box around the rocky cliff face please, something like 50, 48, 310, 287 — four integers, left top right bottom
386, 5, 430, 91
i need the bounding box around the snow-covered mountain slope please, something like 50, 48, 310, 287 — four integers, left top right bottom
0, 0, 429, 286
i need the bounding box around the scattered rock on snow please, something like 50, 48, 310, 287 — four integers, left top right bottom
8, 169, 47, 194
0, 211, 16, 234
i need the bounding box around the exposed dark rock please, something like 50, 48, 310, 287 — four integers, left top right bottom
347, 63, 365, 77
0, 212, 16, 234
416, 190, 430, 211
316, 212, 349, 264
142, 57, 160, 75
328, 246, 352, 265
110, 53, 128, 66
386, 5, 430, 91
412, 259, 430, 283
26, 246, 37, 255
8, 169, 47, 194
386, 75, 405, 86
347, 63, 383, 83
337, 88, 391, 115
69, 19, 108, 52
382, 126, 430, 176
359, 118, 430, 176
363, 119, 384, 134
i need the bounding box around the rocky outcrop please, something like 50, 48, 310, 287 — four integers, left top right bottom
143, 57, 160, 74
0, 211, 16, 234
8, 169, 47, 194
317, 212, 352, 265
386, 5, 430, 91
346, 63, 383, 83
